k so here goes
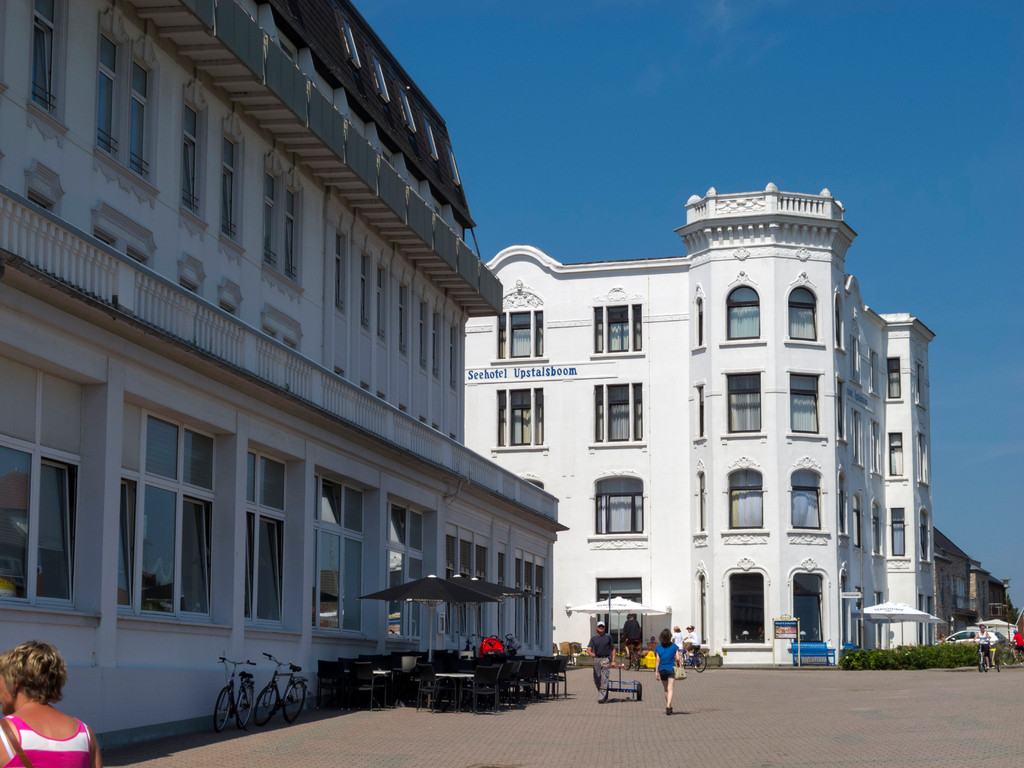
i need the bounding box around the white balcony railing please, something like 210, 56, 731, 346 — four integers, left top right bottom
0, 188, 557, 523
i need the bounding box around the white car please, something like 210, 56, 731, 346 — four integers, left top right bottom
943, 628, 1005, 645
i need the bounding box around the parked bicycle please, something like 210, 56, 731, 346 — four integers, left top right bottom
682, 648, 708, 673
253, 652, 308, 725
213, 657, 255, 732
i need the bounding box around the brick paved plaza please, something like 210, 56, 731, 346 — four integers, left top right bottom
103, 666, 1024, 767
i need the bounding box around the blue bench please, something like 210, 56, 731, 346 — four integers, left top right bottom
788, 641, 836, 666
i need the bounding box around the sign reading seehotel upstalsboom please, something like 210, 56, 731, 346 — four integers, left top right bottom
466, 361, 617, 383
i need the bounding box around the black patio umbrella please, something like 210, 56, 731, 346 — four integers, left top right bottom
359, 575, 497, 661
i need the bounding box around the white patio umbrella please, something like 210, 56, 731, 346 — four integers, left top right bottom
861, 601, 942, 647
568, 596, 669, 648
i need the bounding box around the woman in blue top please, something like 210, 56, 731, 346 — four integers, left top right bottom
652, 628, 681, 715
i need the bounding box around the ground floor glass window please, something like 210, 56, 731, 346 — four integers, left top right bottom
729, 573, 764, 643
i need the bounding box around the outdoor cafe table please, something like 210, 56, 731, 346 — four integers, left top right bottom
433, 671, 474, 712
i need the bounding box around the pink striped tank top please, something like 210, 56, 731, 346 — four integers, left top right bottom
1, 715, 91, 768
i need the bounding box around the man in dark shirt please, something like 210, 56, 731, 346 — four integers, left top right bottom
587, 621, 615, 703
622, 613, 642, 667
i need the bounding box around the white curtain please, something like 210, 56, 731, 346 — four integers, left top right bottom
791, 470, 819, 528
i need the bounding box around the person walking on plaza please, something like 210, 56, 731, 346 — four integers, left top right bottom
0, 639, 101, 767
587, 621, 615, 703
671, 625, 687, 679
653, 629, 682, 715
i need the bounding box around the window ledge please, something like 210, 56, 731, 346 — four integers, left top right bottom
721, 529, 770, 544
492, 445, 548, 454
93, 149, 158, 206
26, 101, 68, 144
721, 433, 767, 443
719, 339, 767, 349
179, 205, 209, 239
218, 233, 245, 264
786, 433, 828, 445
787, 530, 832, 545
260, 262, 303, 299
118, 613, 231, 635
589, 441, 647, 451
587, 533, 649, 551
492, 357, 550, 366
590, 351, 645, 360
693, 436, 708, 446
691, 345, 707, 354
784, 340, 826, 349
0, 601, 100, 627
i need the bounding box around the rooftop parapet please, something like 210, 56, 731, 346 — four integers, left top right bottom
685, 182, 846, 225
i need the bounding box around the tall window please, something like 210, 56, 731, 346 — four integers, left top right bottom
263, 174, 276, 266
834, 296, 843, 346
869, 351, 879, 394
181, 106, 199, 212
889, 433, 903, 476
793, 574, 822, 642
852, 494, 862, 548
376, 267, 386, 340
221, 138, 238, 237
0, 445, 76, 602
850, 335, 860, 383
730, 573, 764, 643
371, 56, 390, 101
399, 91, 416, 131
891, 508, 905, 556
32, 0, 58, 112
729, 470, 763, 529
245, 453, 284, 623
594, 384, 642, 442
788, 288, 816, 340
790, 374, 818, 433
727, 286, 759, 339
870, 421, 881, 474
837, 474, 847, 535
418, 302, 427, 368
852, 410, 863, 464
872, 504, 881, 554
334, 234, 346, 311
595, 477, 644, 534
695, 297, 705, 346
387, 505, 423, 636
594, 305, 642, 353
919, 511, 929, 559
359, 255, 370, 329
128, 63, 150, 176
917, 432, 928, 483
398, 285, 407, 353
497, 389, 544, 447
697, 471, 706, 532
96, 35, 116, 153
498, 310, 543, 359
449, 325, 458, 389
728, 374, 761, 432
696, 385, 705, 437
283, 190, 296, 279
915, 362, 924, 404
133, 416, 213, 615
431, 312, 440, 377
836, 378, 845, 438
790, 470, 819, 529
887, 357, 901, 398
315, 477, 363, 631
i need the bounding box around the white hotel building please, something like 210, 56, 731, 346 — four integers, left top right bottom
464, 185, 935, 664
0, 0, 560, 743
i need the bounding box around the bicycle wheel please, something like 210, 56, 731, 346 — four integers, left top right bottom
235, 682, 253, 729
694, 652, 708, 673
281, 680, 307, 723
213, 686, 232, 733
994, 651, 1001, 672
253, 683, 278, 726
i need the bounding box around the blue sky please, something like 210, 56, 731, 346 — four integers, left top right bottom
360, 2, 1024, 610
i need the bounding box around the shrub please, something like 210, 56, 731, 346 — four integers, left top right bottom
839, 643, 978, 670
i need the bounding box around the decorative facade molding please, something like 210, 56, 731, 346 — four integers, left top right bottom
792, 456, 822, 473
547, 319, 590, 329
693, 534, 708, 548
734, 247, 751, 261
728, 270, 758, 288
887, 558, 913, 572
800, 557, 819, 571
24, 161, 64, 210
93, 151, 157, 208
729, 456, 762, 472
789, 272, 815, 290
787, 532, 830, 546
260, 304, 302, 347
91, 202, 156, 259
177, 254, 206, 291
178, 207, 208, 241
722, 532, 769, 545
502, 279, 543, 310
589, 537, 649, 551
26, 105, 68, 148
217, 278, 242, 313
736, 557, 757, 571
593, 286, 642, 304
796, 247, 811, 261
218, 234, 244, 265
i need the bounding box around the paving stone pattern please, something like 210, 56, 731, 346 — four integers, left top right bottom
103, 666, 1024, 767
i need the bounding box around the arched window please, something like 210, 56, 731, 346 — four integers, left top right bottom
729, 469, 762, 529
837, 473, 847, 534
730, 572, 764, 642
791, 470, 819, 529
697, 471, 706, 531
834, 295, 843, 347
788, 287, 816, 340
793, 573, 823, 641
727, 286, 760, 339
595, 477, 643, 534
695, 296, 705, 346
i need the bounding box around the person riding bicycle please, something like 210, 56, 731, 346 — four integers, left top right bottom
1013, 629, 1023, 661
975, 624, 995, 671
622, 613, 642, 665
683, 625, 701, 662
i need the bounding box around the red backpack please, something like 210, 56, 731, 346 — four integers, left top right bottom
479, 636, 504, 656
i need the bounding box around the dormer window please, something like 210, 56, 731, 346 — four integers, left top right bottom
372, 57, 389, 102
400, 91, 416, 131
448, 146, 462, 186
343, 21, 360, 67
424, 120, 439, 159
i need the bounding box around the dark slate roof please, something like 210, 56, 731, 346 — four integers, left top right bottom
266, 0, 474, 229
933, 528, 971, 559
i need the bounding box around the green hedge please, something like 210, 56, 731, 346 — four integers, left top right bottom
839, 643, 978, 670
